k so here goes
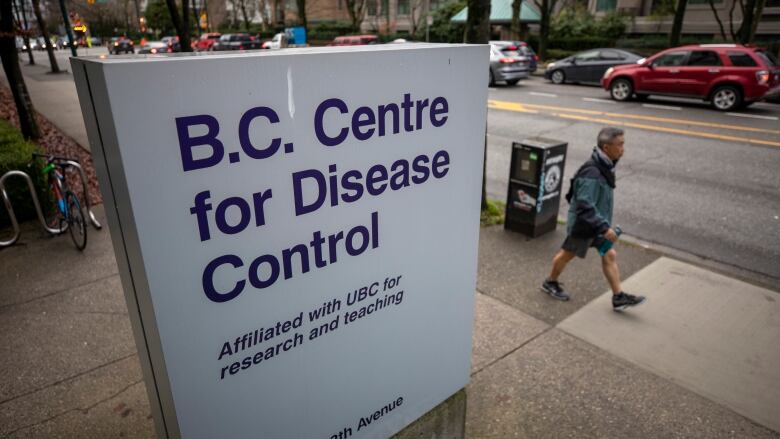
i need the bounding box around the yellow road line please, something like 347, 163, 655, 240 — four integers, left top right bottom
488, 99, 780, 136
553, 113, 780, 148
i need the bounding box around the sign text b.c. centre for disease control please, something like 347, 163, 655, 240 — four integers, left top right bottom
177, 93, 451, 303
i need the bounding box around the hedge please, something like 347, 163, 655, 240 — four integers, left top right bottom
0, 119, 49, 229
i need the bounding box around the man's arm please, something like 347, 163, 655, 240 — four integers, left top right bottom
571, 178, 610, 238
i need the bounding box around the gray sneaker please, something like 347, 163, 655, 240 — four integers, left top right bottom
612, 292, 646, 311
541, 279, 570, 301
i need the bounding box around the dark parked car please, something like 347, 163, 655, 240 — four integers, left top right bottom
213, 34, 261, 51
545, 48, 642, 85
602, 44, 780, 110
110, 37, 134, 54
490, 40, 538, 71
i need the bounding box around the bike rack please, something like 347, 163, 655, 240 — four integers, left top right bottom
0, 162, 102, 248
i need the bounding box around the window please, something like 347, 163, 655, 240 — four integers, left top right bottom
398, 0, 409, 15
575, 50, 600, 62
687, 51, 722, 66
600, 50, 624, 60
756, 51, 778, 67
652, 51, 688, 67
596, 0, 617, 11
727, 51, 758, 67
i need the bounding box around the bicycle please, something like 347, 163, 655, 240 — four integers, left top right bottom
33, 153, 87, 251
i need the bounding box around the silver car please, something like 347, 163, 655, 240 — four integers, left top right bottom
489, 43, 530, 86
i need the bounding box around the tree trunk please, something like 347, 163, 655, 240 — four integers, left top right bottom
31, 0, 59, 73
13, 0, 35, 65
534, 0, 552, 60
738, 0, 755, 44
669, 0, 687, 47
165, 0, 193, 51
1, 0, 40, 140
748, 0, 765, 43
296, 0, 307, 29
511, 0, 521, 39
464, 0, 490, 43
259, 0, 269, 31
191, 0, 201, 36
134, 0, 142, 31
707, 0, 726, 41
464, 0, 490, 210
240, 0, 250, 30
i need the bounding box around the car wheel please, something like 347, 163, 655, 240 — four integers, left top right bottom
489, 69, 495, 87
551, 70, 565, 84
610, 78, 633, 102
710, 86, 742, 111
506, 79, 519, 86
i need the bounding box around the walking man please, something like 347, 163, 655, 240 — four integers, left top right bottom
541, 127, 646, 311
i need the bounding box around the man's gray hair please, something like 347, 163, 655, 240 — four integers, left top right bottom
597, 127, 624, 149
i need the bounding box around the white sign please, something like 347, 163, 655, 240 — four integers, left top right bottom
72, 45, 487, 439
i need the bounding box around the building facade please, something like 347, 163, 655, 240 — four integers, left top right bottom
588, 0, 780, 38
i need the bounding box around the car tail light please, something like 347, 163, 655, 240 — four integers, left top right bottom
239, 45, 245, 50
506, 45, 518, 50
499, 58, 515, 64
534, 55, 539, 61
151, 48, 158, 54
167, 47, 172, 53
756, 70, 769, 84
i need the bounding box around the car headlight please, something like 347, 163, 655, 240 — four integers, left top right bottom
546, 62, 555, 70
604, 67, 614, 78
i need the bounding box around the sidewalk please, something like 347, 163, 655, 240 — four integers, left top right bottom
1, 209, 778, 438
2, 58, 779, 438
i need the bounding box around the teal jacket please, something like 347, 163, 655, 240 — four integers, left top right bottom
566, 148, 615, 238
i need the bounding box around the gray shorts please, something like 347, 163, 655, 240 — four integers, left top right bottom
562, 235, 607, 259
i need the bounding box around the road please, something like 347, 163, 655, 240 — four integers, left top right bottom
15, 47, 780, 283
486, 76, 780, 284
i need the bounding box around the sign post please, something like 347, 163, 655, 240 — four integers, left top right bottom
72, 45, 488, 439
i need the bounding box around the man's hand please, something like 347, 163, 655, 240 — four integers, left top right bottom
604, 228, 619, 242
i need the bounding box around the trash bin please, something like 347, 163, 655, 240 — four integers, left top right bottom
504, 138, 567, 237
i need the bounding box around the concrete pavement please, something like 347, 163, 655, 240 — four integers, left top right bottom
2, 53, 780, 438
2, 210, 778, 437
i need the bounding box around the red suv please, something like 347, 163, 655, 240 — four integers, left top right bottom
602, 44, 780, 111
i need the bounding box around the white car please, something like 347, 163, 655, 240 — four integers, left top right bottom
262, 33, 287, 50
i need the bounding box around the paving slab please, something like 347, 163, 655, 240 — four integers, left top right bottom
471, 293, 550, 374
0, 275, 135, 399
478, 225, 660, 325
558, 257, 780, 433
0, 205, 116, 307
0, 354, 152, 438
466, 329, 778, 439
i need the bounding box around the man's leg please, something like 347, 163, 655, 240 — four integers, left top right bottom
542, 249, 576, 301
602, 249, 646, 311
550, 249, 576, 281
601, 249, 622, 294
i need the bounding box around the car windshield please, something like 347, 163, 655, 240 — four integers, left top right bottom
756, 51, 778, 67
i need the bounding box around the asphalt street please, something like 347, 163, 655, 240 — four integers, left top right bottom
486, 77, 780, 285
18, 46, 780, 285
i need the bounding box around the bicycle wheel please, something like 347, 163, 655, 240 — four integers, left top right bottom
65, 191, 87, 251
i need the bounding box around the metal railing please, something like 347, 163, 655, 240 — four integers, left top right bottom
0, 160, 102, 248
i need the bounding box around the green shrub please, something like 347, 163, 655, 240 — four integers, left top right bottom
480, 199, 505, 227
0, 119, 49, 229
308, 21, 357, 41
